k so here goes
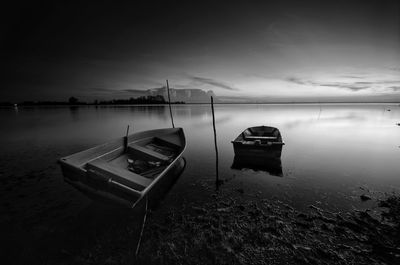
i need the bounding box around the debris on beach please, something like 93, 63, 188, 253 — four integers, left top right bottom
70, 193, 400, 265
360, 194, 372, 201
133, 194, 400, 265
235, 188, 244, 194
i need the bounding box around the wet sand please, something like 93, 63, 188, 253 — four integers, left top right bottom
3, 183, 398, 265
102, 192, 400, 265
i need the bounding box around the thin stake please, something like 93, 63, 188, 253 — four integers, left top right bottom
124, 125, 130, 151
211, 96, 220, 189
166, 80, 175, 128
135, 195, 148, 257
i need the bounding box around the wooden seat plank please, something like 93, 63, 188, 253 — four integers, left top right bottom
244, 136, 277, 140
87, 159, 152, 191
128, 144, 170, 161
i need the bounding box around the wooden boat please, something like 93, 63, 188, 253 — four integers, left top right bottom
58, 128, 186, 208
232, 126, 284, 158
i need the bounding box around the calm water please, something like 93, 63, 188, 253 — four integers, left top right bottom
0, 104, 400, 261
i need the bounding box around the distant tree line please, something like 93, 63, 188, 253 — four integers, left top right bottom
0, 95, 185, 106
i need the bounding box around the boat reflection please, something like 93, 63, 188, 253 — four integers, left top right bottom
231, 152, 283, 177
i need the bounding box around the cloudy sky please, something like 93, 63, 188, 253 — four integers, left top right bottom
1, 0, 399, 102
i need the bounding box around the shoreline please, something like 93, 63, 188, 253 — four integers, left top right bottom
0, 102, 399, 109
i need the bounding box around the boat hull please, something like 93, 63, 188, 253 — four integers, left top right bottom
58, 128, 186, 208
232, 125, 284, 158
61, 157, 185, 208
232, 142, 283, 158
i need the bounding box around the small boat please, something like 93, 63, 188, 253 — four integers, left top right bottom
232, 126, 284, 158
58, 128, 186, 208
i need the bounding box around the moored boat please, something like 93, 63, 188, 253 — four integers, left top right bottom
58, 128, 186, 208
232, 126, 284, 157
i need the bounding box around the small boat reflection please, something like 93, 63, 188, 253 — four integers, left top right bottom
231, 153, 283, 177
231, 126, 284, 177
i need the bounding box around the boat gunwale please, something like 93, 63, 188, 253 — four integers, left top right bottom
59, 128, 183, 167
232, 125, 284, 145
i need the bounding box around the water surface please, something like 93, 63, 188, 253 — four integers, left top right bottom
0, 104, 399, 261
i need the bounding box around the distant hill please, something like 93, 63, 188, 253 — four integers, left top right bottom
146, 87, 216, 103
0, 87, 219, 105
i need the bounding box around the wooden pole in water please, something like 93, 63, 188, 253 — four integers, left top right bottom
124, 125, 130, 151
166, 80, 175, 128
135, 195, 148, 258
211, 96, 220, 189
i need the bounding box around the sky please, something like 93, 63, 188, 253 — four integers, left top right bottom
1, 0, 400, 102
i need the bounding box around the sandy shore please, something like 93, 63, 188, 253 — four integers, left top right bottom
64, 190, 400, 265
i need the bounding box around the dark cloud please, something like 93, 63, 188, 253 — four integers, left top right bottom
353, 82, 373, 85
86, 87, 148, 96
87, 87, 114, 92
318, 83, 369, 91
322, 80, 400, 91
285, 76, 370, 91
380, 80, 400, 84
390, 86, 400, 91
341, 75, 366, 79
190, 76, 239, 91
285, 77, 308, 85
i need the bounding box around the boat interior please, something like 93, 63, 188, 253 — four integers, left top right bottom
237, 127, 280, 143
84, 135, 182, 192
